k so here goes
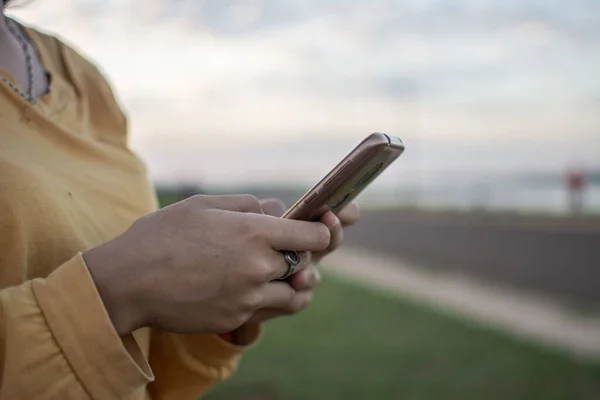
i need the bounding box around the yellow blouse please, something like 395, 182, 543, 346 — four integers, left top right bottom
0, 21, 253, 400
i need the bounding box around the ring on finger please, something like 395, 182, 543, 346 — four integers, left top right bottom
278, 250, 301, 280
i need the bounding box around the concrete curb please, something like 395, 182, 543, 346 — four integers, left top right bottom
324, 247, 600, 360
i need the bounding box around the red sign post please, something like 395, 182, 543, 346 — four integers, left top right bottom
566, 168, 587, 215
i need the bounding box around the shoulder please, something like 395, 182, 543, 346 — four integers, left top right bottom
24, 23, 130, 146
25, 24, 119, 99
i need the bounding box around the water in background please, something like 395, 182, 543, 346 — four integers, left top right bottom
160, 175, 600, 215
359, 180, 600, 214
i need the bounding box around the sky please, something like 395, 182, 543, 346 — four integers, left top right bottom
8, 0, 600, 188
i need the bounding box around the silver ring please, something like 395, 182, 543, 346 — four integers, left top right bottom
279, 250, 301, 280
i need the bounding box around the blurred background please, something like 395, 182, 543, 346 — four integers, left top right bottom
10, 0, 600, 399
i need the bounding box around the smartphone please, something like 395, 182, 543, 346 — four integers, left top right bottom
282, 132, 405, 221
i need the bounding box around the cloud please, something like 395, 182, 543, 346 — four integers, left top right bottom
8, 0, 600, 183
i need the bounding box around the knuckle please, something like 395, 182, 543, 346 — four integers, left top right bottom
237, 194, 261, 210
301, 292, 314, 308
277, 287, 296, 311
288, 293, 312, 314
301, 251, 312, 265
250, 260, 273, 282
284, 288, 296, 306
240, 292, 262, 311
181, 195, 211, 215
188, 194, 209, 207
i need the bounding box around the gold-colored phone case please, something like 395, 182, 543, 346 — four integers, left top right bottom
283, 132, 405, 221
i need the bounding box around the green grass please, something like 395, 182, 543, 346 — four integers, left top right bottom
157, 193, 180, 208
205, 275, 600, 400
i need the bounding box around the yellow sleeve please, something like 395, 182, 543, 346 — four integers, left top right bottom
0, 254, 153, 399
148, 325, 261, 400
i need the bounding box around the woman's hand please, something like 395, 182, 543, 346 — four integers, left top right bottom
83, 195, 331, 337
243, 198, 360, 325
259, 198, 360, 264
311, 202, 360, 264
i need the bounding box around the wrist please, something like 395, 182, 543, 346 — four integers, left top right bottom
83, 245, 144, 336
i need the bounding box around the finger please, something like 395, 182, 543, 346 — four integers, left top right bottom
308, 213, 340, 266
320, 212, 343, 252
288, 266, 321, 291
337, 201, 360, 226
259, 216, 331, 252
190, 194, 264, 213
259, 281, 296, 309
285, 290, 313, 314
267, 250, 311, 281
257, 289, 313, 319
259, 198, 286, 217
288, 268, 310, 289
320, 211, 337, 229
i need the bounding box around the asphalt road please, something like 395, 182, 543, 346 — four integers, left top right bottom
343, 210, 600, 308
